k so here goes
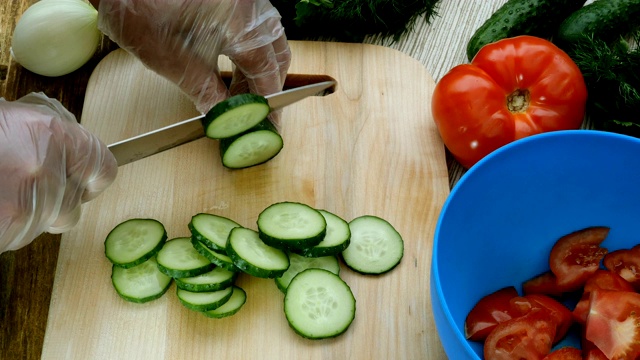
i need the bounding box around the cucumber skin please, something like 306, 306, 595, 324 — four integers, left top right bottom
466, 0, 587, 61
557, 0, 640, 47
219, 118, 283, 169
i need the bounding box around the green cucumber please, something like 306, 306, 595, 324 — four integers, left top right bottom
188, 213, 241, 253
104, 218, 167, 269
111, 257, 172, 303
202, 93, 270, 139
341, 215, 404, 275
275, 252, 341, 293
191, 238, 238, 272
466, 0, 587, 61
226, 227, 290, 278
219, 119, 283, 169
156, 237, 214, 278
257, 201, 327, 251
556, 0, 640, 47
284, 268, 356, 339
202, 286, 247, 319
175, 266, 238, 292
176, 286, 233, 312
295, 209, 350, 257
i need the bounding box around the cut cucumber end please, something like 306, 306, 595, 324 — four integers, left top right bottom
203, 93, 270, 139
220, 119, 283, 169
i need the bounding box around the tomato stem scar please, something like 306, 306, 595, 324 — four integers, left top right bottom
507, 89, 530, 113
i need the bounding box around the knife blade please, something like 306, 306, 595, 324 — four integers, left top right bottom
108, 79, 337, 166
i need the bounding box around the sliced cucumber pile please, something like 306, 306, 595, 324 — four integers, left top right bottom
103, 203, 403, 339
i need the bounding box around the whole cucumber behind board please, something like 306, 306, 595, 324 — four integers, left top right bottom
556, 0, 640, 48
466, 0, 586, 61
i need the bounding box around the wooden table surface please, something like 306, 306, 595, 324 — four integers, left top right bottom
0, 1, 508, 358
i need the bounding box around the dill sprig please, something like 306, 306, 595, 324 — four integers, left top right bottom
568, 31, 640, 137
271, 0, 441, 42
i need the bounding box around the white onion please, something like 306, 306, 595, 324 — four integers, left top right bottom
10, 0, 101, 77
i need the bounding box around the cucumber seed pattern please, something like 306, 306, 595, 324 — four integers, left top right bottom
352, 230, 387, 261
275, 211, 309, 230
116, 227, 149, 253
302, 286, 339, 320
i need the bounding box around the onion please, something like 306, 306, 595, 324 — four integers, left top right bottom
11, 0, 101, 77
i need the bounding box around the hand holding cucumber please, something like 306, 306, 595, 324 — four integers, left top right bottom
0, 93, 117, 253
91, 0, 292, 115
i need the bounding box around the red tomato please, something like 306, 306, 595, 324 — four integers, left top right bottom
465, 286, 520, 341
581, 338, 609, 360
522, 271, 574, 297
603, 245, 640, 290
548, 227, 609, 291
572, 269, 635, 325
542, 346, 582, 360
484, 309, 557, 360
509, 294, 573, 344
585, 290, 640, 360
431, 35, 587, 168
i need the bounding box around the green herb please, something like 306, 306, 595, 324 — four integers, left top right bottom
271, 0, 441, 42
568, 33, 640, 137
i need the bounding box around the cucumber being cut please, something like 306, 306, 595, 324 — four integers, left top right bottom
202, 93, 270, 139
257, 201, 327, 251
202, 286, 247, 319
341, 215, 404, 275
275, 252, 340, 293
226, 227, 290, 278
175, 266, 238, 292
284, 268, 356, 339
111, 257, 172, 303
177, 286, 233, 312
189, 213, 241, 253
296, 209, 351, 257
156, 237, 214, 278
219, 119, 283, 169
104, 218, 167, 269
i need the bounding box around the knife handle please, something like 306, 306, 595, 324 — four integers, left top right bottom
220, 71, 337, 93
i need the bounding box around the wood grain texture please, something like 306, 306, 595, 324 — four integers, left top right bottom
40, 41, 450, 360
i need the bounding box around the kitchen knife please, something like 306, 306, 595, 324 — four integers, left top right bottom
108, 78, 337, 166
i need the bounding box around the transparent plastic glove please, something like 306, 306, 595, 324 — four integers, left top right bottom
0, 93, 118, 253
94, 0, 292, 117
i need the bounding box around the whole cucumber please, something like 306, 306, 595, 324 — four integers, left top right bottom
466, 0, 586, 61
556, 0, 640, 47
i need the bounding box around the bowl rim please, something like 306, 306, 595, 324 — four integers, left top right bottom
431, 129, 640, 359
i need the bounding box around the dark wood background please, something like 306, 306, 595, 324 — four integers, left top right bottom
0, 2, 117, 358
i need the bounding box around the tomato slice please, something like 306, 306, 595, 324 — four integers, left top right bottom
484, 309, 557, 360
509, 294, 573, 344
542, 346, 581, 360
582, 338, 609, 360
603, 245, 640, 290
572, 269, 635, 325
465, 286, 520, 341
522, 271, 575, 297
585, 290, 640, 360
549, 227, 609, 290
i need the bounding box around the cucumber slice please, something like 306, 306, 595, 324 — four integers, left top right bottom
188, 213, 241, 253
111, 257, 172, 303
156, 237, 214, 278
176, 286, 233, 312
104, 218, 167, 268
275, 252, 340, 293
296, 210, 351, 257
202, 286, 247, 319
202, 93, 270, 139
226, 227, 290, 278
175, 266, 238, 292
284, 268, 356, 339
341, 215, 404, 275
191, 238, 238, 272
257, 201, 326, 250
219, 119, 283, 169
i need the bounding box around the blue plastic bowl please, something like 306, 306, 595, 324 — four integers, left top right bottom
431, 130, 640, 359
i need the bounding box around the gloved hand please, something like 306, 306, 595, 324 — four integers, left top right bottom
0, 93, 117, 253
93, 0, 292, 115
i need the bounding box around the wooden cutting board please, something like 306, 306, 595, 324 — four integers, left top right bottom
41, 41, 449, 360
